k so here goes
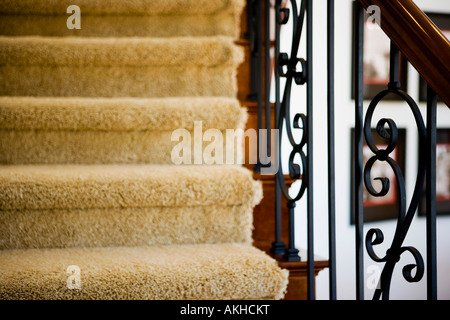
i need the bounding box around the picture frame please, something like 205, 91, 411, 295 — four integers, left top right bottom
418, 12, 450, 103
351, 2, 408, 101
350, 128, 407, 224
419, 128, 450, 216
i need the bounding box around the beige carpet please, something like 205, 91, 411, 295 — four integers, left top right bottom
0, 0, 244, 38
0, 0, 289, 300
0, 36, 243, 97
0, 243, 288, 300
0, 96, 247, 164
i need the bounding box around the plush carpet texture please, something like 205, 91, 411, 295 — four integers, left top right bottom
0, 0, 289, 300
0, 205, 255, 249
0, 0, 243, 16
0, 36, 243, 67
0, 15, 241, 38
0, 97, 247, 164
0, 97, 245, 131
0, 65, 240, 97
0, 129, 248, 164
0, 0, 245, 38
0, 36, 243, 97
0, 243, 288, 300
0, 165, 262, 210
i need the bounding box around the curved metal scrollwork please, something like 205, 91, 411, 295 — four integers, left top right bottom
274, 0, 309, 261
276, 0, 308, 205
363, 63, 427, 300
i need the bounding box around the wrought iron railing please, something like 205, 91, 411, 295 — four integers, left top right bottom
248, 0, 448, 300
353, 0, 447, 300
247, 0, 336, 300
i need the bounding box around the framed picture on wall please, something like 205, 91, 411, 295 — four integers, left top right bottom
419, 12, 450, 103
351, 2, 408, 101
419, 128, 450, 216
350, 128, 407, 224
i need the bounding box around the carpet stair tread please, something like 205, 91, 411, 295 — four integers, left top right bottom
0, 243, 288, 300
0, 164, 262, 211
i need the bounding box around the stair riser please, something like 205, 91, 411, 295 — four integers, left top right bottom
0, 130, 244, 165
0, 97, 245, 131
0, 66, 238, 97
0, 205, 253, 249
0, 37, 242, 67
0, 0, 243, 16
0, 14, 239, 38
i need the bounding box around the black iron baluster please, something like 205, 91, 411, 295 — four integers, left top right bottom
363, 42, 426, 300
353, 0, 365, 300
305, 0, 315, 300
274, 0, 308, 264
271, 0, 287, 255
256, 0, 264, 171
264, 0, 271, 164
247, 0, 258, 102
247, 0, 264, 171
327, 0, 337, 301
426, 84, 437, 300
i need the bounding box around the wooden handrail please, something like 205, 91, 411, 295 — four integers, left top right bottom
358, 0, 450, 107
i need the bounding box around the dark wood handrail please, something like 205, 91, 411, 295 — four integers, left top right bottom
358, 0, 450, 107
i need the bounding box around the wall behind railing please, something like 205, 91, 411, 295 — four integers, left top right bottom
277, 0, 450, 299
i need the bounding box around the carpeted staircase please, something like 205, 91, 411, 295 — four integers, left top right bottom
0, 0, 289, 299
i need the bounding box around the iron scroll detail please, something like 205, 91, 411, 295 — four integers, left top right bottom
362, 44, 427, 300
274, 0, 309, 262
